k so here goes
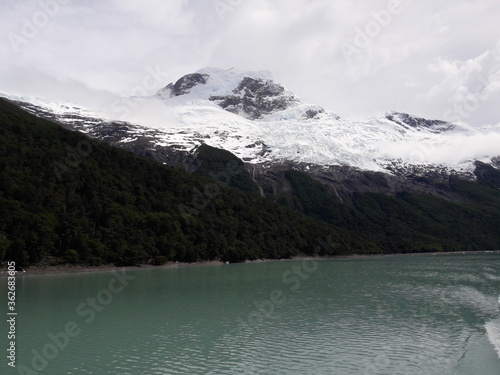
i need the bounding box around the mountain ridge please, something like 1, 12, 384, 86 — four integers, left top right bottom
3, 67, 498, 177
1, 96, 500, 268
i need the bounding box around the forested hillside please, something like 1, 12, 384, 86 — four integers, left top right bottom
275, 169, 500, 252
0, 99, 374, 267
1, 98, 499, 269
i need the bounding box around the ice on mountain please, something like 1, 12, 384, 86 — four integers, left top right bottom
5, 68, 500, 175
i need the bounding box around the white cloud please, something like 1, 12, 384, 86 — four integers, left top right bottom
381, 131, 500, 166
0, 0, 499, 126
423, 46, 500, 126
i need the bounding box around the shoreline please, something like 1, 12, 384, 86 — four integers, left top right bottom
0, 260, 226, 277
1, 250, 498, 277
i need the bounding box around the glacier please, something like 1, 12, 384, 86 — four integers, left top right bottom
2, 67, 499, 175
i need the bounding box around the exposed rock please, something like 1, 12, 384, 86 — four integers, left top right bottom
160, 73, 210, 97
209, 77, 298, 119
491, 156, 500, 169
208, 95, 242, 115
234, 77, 285, 97
248, 161, 470, 204
386, 112, 455, 133
474, 160, 500, 188
304, 109, 325, 119
8, 96, 493, 205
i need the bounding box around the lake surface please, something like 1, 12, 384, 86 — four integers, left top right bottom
1, 253, 500, 374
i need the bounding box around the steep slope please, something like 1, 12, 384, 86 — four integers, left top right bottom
1, 98, 499, 269
0, 98, 376, 267
5, 67, 499, 177
2, 66, 500, 230
152, 67, 498, 173
271, 169, 500, 252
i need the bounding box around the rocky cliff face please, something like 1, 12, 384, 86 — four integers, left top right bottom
158, 69, 301, 119
385, 112, 456, 133
5, 63, 500, 209
8, 95, 495, 206
209, 76, 299, 119
248, 161, 474, 204
158, 73, 210, 98
72, 123, 480, 205
473, 160, 500, 188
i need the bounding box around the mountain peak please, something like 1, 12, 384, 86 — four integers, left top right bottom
384, 111, 455, 133
160, 72, 210, 97
8, 67, 498, 175
157, 68, 275, 98
156, 67, 300, 119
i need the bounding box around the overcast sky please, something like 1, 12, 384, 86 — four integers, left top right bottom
1, 0, 500, 126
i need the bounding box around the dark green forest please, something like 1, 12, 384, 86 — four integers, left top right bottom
193, 143, 261, 197
0, 99, 374, 267
0, 98, 499, 268
276, 169, 500, 253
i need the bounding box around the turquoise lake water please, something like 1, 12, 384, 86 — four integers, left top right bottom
1, 253, 500, 374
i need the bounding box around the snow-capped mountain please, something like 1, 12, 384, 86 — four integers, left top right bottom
3, 67, 499, 178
